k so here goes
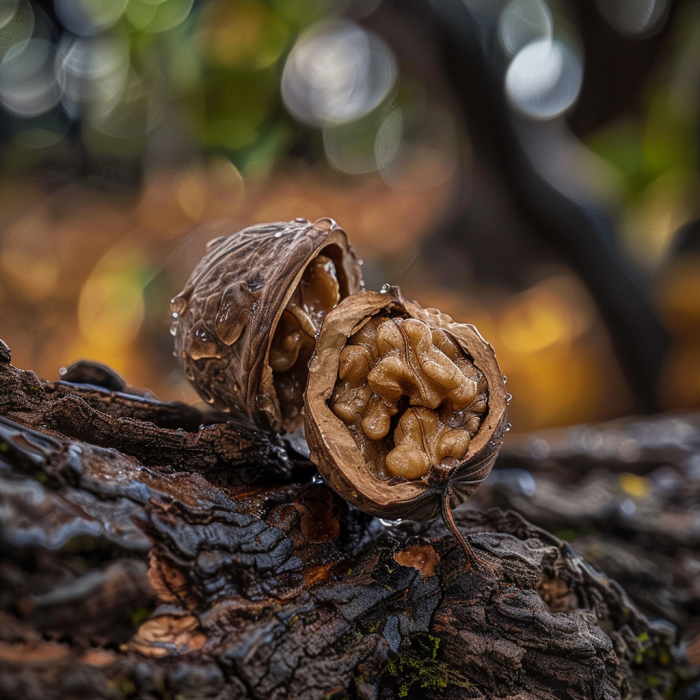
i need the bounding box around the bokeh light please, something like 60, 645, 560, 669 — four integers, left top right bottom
0, 38, 59, 116
198, 0, 289, 71
376, 104, 460, 191
323, 105, 390, 175
281, 19, 397, 127
127, 0, 194, 34
0, 0, 34, 57
56, 34, 129, 105
505, 37, 583, 120
499, 0, 553, 56
54, 0, 128, 36
595, 0, 669, 36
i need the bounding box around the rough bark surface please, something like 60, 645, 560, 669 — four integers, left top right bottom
0, 341, 690, 699
474, 414, 700, 636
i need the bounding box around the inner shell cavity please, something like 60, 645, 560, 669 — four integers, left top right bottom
270, 254, 341, 426
330, 315, 488, 480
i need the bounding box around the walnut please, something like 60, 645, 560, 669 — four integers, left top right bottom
329, 315, 488, 481
170, 218, 362, 432
269, 254, 342, 424
173, 222, 507, 566
304, 287, 508, 528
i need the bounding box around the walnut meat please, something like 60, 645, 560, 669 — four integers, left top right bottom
171, 218, 362, 432
304, 287, 508, 522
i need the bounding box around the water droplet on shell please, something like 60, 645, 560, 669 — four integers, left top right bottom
190, 323, 222, 360
308, 356, 321, 373
255, 394, 274, 412
170, 295, 187, 315
314, 217, 335, 232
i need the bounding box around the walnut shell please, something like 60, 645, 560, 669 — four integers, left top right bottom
303, 287, 508, 521
171, 218, 362, 432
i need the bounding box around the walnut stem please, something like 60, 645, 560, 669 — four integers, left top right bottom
441, 485, 478, 569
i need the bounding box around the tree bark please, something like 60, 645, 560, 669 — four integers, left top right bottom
0, 340, 688, 699
475, 413, 700, 633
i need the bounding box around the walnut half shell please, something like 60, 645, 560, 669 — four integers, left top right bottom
171, 218, 362, 432
304, 287, 508, 522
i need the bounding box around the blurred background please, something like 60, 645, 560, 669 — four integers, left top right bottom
0, 0, 698, 434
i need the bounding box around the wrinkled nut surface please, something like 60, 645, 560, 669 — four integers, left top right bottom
171, 218, 362, 432
304, 288, 508, 521
330, 315, 488, 481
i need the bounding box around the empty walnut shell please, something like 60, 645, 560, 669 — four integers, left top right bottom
304, 287, 508, 522
171, 218, 362, 432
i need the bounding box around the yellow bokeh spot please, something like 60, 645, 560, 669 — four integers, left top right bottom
127, 0, 194, 33
622, 169, 700, 269
499, 276, 593, 355
176, 170, 207, 222
206, 155, 246, 217
198, 0, 289, 71
501, 302, 567, 354
78, 264, 146, 352
618, 473, 651, 498
501, 293, 570, 354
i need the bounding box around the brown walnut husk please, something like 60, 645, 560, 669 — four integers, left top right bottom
304, 287, 508, 521
171, 218, 362, 432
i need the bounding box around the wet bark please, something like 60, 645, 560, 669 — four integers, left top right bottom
0, 340, 690, 699
475, 413, 700, 635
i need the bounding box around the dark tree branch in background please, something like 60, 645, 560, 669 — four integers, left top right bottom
396, 0, 669, 413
